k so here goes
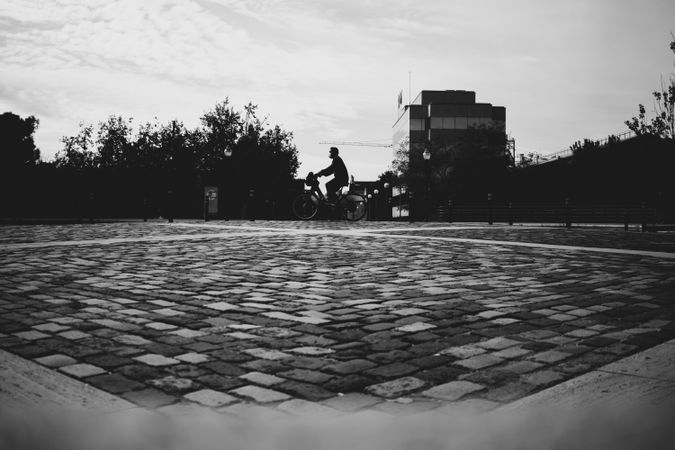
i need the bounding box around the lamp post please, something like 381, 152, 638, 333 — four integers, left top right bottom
396, 171, 403, 219
224, 146, 232, 220
423, 148, 431, 222
383, 182, 390, 220
373, 188, 380, 221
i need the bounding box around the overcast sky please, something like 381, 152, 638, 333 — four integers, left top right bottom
1, 0, 674, 180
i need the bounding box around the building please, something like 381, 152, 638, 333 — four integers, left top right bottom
391, 90, 511, 217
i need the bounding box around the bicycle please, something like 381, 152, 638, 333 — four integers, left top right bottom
292, 172, 367, 221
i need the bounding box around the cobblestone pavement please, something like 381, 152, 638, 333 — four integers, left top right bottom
1, 221, 674, 417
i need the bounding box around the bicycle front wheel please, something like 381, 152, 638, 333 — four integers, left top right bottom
292, 193, 319, 220
342, 194, 367, 221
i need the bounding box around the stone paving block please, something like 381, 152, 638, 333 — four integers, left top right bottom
455, 354, 504, 370
288, 346, 335, 356
476, 310, 508, 319
371, 399, 440, 416
500, 360, 545, 374
148, 375, 196, 394
134, 353, 181, 366
276, 380, 335, 401
549, 313, 577, 322
565, 328, 599, 338
436, 398, 501, 415
491, 346, 532, 359
521, 369, 566, 387
395, 322, 436, 332
14, 330, 49, 341
436, 344, 486, 358
277, 399, 342, 417
277, 368, 333, 384
263, 311, 330, 324
366, 362, 417, 379
205, 301, 238, 311
197, 374, 245, 391
114, 334, 153, 346
323, 374, 375, 393
175, 352, 210, 364
244, 348, 292, 360
230, 385, 291, 403
146, 322, 178, 330
59, 363, 107, 378
170, 328, 206, 338
240, 371, 285, 386
184, 389, 238, 407
366, 376, 426, 398
122, 388, 177, 408
33, 323, 69, 333
34, 353, 78, 368
321, 393, 382, 412
484, 381, 536, 403
530, 349, 572, 364
325, 359, 377, 374
421, 380, 485, 401
476, 337, 521, 350
87, 372, 145, 393
391, 308, 428, 316
226, 331, 258, 340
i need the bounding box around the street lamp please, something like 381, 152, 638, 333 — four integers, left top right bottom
223, 146, 232, 220
373, 188, 380, 221
422, 148, 431, 221
383, 182, 390, 220
396, 171, 403, 218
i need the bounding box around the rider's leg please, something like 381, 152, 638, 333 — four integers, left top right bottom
325, 178, 339, 203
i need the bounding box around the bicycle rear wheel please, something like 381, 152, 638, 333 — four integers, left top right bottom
342, 193, 367, 221
292, 193, 319, 220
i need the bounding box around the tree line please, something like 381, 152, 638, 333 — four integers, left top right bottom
0, 100, 300, 220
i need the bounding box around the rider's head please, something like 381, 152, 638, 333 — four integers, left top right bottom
329, 147, 339, 158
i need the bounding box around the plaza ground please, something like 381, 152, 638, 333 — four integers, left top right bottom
1, 220, 674, 448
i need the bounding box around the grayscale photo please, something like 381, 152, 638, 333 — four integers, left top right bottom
1, 1, 674, 449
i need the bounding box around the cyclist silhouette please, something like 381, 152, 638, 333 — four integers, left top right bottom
315, 147, 349, 204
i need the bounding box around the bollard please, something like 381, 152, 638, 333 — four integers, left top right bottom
624, 208, 628, 231
143, 196, 148, 222
641, 201, 647, 232
408, 190, 414, 223
447, 199, 453, 223
203, 193, 209, 222
167, 190, 174, 223
248, 189, 256, 221
88, 192, 95, 224
508, 201, 513, 226
565, 197, 571, 229
487, 193, 493, 225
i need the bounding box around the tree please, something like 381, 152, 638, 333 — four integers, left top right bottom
96, 116, 134, 168
625, 37, 675, 140
0, 112, 41, 167
55, 122, 96, 169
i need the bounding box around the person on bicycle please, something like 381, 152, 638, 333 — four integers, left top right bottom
316, 147, 349, 204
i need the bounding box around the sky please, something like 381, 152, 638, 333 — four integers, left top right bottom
1, 0, 674, 180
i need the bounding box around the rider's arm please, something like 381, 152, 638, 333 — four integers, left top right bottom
316, 161, 335, 178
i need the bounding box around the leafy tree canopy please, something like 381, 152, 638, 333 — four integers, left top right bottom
626, 36, 675, 140
54, 99, 299, 185
0, 112, 41, 168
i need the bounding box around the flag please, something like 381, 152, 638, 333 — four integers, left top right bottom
397, 90, 403, 109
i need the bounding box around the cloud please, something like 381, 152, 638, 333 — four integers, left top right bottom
1, 0, 674, 177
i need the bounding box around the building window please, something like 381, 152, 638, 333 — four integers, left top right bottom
455, 117, 468, 129
430, 117, 443, 129
410, 119, 425, 131
442, 117, 455, 129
